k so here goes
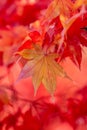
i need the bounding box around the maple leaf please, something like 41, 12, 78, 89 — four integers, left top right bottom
18, 31, 42, 52
42, 0, 73, 24
17, 45, 68, 94
59, 42, 82, 68
56, 0, 73, 17
28, 31, 42, 43
73, 0, 87, 10
59, 12, 87, 67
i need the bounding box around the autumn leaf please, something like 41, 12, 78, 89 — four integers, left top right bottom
42, 0, 73, 23
17, 46, 68, 94
74, 0, 87, 10
28, 31, 42, 43
59, 42, 82, 68
18, 31, 42, 52
56, 0, 73, 17
60, 12, 87, 67
18, 40, 33, 52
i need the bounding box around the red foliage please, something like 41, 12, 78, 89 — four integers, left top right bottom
0, 0, 87, 130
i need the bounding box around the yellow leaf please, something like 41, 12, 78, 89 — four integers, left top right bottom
56, 0, 73, 17
74, 0, 87, 10
18, 46, 69, 95
43, 0, 73, 23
